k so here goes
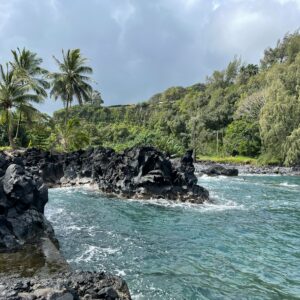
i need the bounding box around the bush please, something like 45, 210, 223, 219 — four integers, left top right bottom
224, 120, 261, 157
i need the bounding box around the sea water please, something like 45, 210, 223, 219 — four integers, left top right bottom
46, 175, 300, 299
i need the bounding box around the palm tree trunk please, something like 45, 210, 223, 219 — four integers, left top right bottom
7, 110, 16, 149
14, 111, 22, 141
65, 99, 69, 126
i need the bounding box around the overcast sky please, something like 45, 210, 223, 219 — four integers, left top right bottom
0, 0, 300, 114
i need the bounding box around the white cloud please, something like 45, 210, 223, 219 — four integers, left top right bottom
0, 0, 299, 114
276, 0, 300, 8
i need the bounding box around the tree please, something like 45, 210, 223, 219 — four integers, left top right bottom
284, 127, 300, 166
10, 48, 49, 97
259, 82, 300, 163
238, 64, 259, 84
260, 31, 300, 68
49, 118, 89, 152
88, 89, 103, 107
224, 119, 261, 157
50, 49, 93, 124
0, 64, 41, 148
235, 90, 267, 121
10, 48, 49, 142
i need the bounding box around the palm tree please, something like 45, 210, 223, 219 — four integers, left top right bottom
49, 118, 89, 152
0, 64, 41, 148
10, 48, 49, 141
50, 49, 93, 124
88, 89, 103, 107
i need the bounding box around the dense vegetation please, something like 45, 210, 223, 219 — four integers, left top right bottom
1, 32, 300, 166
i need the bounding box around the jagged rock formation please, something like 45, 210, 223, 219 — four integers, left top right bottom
0, 156, 57, 250
0, 271, 131, 300
21, 146, 209, 203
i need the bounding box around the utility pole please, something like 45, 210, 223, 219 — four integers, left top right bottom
216, 130, 219, 155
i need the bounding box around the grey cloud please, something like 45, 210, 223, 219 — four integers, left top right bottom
0, 0, 299, 114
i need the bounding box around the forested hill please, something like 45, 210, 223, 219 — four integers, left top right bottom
2, 32, 300, 166
51, 32, 300, 166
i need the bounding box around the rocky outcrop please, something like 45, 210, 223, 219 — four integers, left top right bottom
20, 146, 209, 203
0, 146, 207, 299
201, 164, 239, 176
0, 271, 131, 300
0, 161, 57, 251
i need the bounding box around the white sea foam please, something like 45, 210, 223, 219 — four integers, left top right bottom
115, 269, 126, 276
279, 182, 299, 188
200, 200, 244, 212
65, 224, 82, 231
73, 244, 120, 263
198, 174, 228, 181
126, 196, 244, 212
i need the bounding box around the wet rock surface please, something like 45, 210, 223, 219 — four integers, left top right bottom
19, 146, 209, 203
0, 271, 131, 300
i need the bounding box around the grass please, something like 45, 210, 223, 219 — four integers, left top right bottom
197, 155, 258, 165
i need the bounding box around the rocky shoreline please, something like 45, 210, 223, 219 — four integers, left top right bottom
195, 161, 300, 176
22, 146, 209, 203
0, 271, 131, 300
0, 146, 210, 299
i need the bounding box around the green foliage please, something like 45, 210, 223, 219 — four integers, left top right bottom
0, 64, 43, 148
284, 127, 300, 166
260, 31, 300, 68
224, 120, 261, 157
48, 118, 90, 152
50, 49, 94, 125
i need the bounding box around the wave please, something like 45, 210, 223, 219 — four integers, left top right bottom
278, 182, 299, 188
72, 244, 120, 263
126, 196, 244, 212
49, 184, 245, 213
198, 174, 229, 181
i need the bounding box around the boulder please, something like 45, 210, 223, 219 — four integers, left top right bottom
0, 163, 56, 251
201, 164, 239, 176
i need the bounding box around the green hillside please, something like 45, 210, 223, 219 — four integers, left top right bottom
1, 32, 300, 166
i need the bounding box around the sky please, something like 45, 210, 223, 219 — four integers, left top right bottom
0, 0, 300, 115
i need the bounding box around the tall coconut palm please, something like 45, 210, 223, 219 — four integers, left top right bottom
50, 49, 93, 124
10, 48, 49, 96
0, 64, 41, 148
10, 48, 49, 141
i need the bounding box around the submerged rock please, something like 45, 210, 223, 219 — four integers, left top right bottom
201, 164, 239, 176
0, 271, 131, 300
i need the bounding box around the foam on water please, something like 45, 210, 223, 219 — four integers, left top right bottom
124, 196, 244, 213
279, 182, 299, 187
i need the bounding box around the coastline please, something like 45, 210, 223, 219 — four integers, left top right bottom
195, 161, 300, 176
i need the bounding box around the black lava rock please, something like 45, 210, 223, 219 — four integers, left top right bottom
201, 164, 239, 176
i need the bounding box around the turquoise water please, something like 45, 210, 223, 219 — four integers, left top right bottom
46, 175, 300, 299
